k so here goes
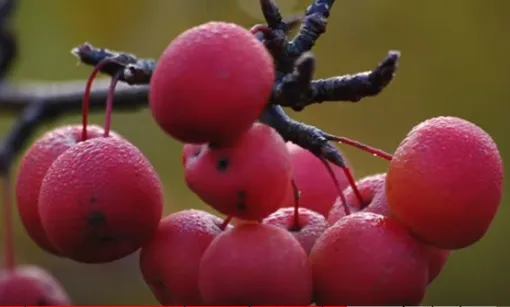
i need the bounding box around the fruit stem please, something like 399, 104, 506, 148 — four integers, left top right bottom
1, 173, 14, 271
327, 135, 393, 161
103, 71, 123, 137
319, 158, 351, 216
82, 59, 112, 141
249, 24, 271, 36
342, 167, 364, 209
219, 216, 233, 230
291, 179, 301, 229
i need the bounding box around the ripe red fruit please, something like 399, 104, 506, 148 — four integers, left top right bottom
327, 173, 387, 224
0, 265, 71, 305
281, 142, 350, 216
328, 173, 450, 284
198, 223, 312, 305
263, 207, 327, 254
386, 116, 504, 249
423, 244, 450, 283
140, 209, 232, 305
184, 123, 292, 221
149, 21, 274, 144
15, 124, 117, 256
310, 212, 428, 305
38, 136, 164, 263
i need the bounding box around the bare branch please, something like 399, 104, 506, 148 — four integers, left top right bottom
0, 80, 148, 114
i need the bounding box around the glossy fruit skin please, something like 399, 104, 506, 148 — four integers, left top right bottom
198, 223, 313, 305
263, 207, 327, 254
310, 212, 428, 305
281, 142, 350, 217
140, 209, 231, 305
149, 21, 274, 144
423, 244, 450, 283
184, 123, 292, 221
386, 116, 504, 249
38, 136, 164, 263
327, 173, 387, 224
328, 173, 450, 284
15, 125, 116, 256
0, 265, 71, 305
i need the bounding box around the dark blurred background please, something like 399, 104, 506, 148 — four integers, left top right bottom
0, 0, 509, 305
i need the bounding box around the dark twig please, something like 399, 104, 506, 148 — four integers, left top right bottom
0, 80, 148, 113
0, 102, 49, 174
71, 43, 155, 85
0, 0, 398, 205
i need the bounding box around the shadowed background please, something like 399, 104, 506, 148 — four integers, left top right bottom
0, 0, 509, 305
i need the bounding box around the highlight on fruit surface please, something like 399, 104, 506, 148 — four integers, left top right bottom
149, 21, 274, 144
140, 209, 232, 305
0, 265, 71, 305
198, 223, 313, 305
263, 207, 327, 254
183, 123, 292, 221
15, 125, 119, 256
280, 142, 351, 217
310, 212, 428, 305
386, 116, 504, 249
38, 136, 164, 263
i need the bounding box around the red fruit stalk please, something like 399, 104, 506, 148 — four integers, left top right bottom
81, 59, 111, 141
263, 207, 327, 254
328, 173, 388, 224
281, 142, 351, 217
103, 71, 123, 137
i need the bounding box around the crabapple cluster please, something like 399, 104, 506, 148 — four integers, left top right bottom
1, 15, 503, 307
312, 116, 502, 305
2, 49, 164, 303
147, 19, 503, 305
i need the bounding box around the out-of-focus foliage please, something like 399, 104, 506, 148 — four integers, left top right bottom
0, 0, 509, 304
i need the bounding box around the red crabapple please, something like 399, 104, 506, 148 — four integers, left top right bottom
198, 223, 312, 305
0, 265, 70, 305
184, 123, 292, 221
310, 212, 428, 305
327, 173, 387, 224
423, 244, 450, 283
263, 207, 327, 254
281, 142, 350, 216
38, 136, 164, 263
149, 21, 274, 144
140, 209, 232, 305
328, 173, 450, 284
386, 116, 504, 249
15, 124, 118, 256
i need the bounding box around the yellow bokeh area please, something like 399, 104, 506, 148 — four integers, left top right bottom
0, 0, 509, 305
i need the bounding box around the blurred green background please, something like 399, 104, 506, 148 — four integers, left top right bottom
0, 0, 509, 305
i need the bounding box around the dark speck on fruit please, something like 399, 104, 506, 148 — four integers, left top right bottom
87, 211, 106, 226
236, 191, 247, 211
216, 157, 229, 171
